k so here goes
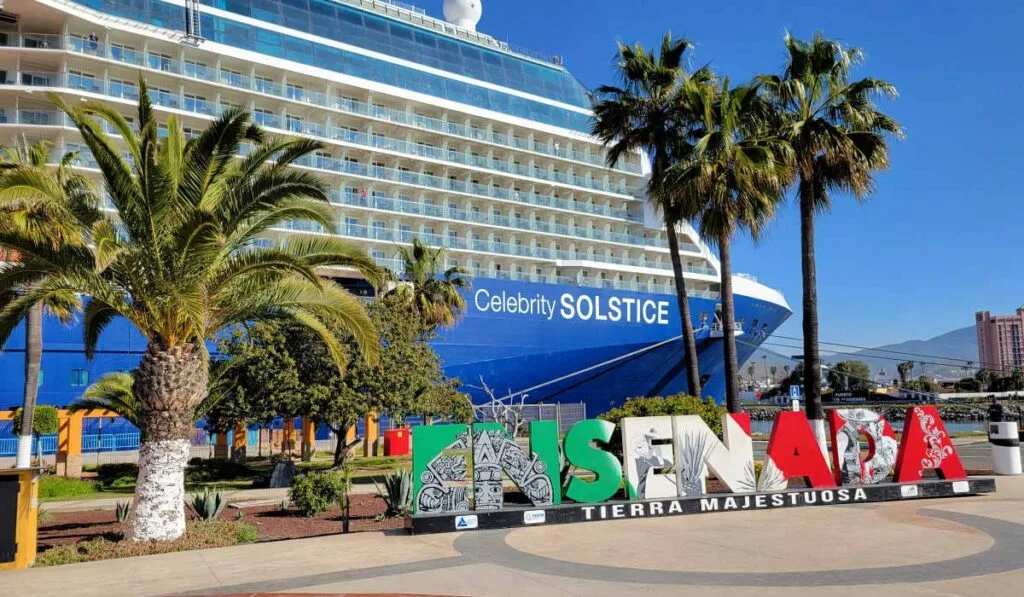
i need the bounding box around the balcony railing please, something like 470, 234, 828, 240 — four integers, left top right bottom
1, 70, 642, 221
0, 32, 644, 177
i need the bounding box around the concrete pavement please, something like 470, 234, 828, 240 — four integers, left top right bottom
8, 475, 1024, 596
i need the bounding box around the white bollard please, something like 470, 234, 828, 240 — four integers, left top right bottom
989, 421, 1022, 475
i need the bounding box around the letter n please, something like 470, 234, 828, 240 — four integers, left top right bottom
893, 406, 966, 482
758, 411, 835, 491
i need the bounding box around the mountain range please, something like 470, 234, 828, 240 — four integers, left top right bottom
746, 326, 979, 382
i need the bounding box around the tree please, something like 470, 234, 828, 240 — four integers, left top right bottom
0, 81, 382, 541
0, 139, 99, 467
666, 79, 790, 412
897, 361, 915, 386
70, 368, 231, 430
12, 404, 59, 464
747, 363, 756, 382
387, 238, 471, 328
759, 33, 902, 445
770, 366, 778, 382
592, 34, 710, 397
308, 295, 454, 467
826, 360, 872, 393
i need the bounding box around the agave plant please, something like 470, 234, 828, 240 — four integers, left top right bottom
115, 500, 131, 524
373, 469, 412, 521
188, 487, 228, 521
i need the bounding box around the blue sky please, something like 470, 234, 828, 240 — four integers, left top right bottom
466, 0, 1024, 348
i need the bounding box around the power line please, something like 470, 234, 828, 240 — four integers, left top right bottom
767, 333, 988, 369
755, 339, 1023, 377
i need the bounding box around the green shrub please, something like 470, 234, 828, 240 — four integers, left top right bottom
374, 469, 412, 521
188, 487, 228, 521
11, 405, 60, 436
185, 458, 253, 484
97, 463, 139, 488
289, 471, 346, 517
234, 523, 259, 543
600, 394, 725, 435
35, 521, 258, 567
38, 476, 101, 500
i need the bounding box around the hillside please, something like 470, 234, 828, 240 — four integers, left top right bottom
744, 326, 978, 382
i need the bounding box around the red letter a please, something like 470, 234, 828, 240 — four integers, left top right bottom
762, 411, 835, 489
893, 406, 966, 482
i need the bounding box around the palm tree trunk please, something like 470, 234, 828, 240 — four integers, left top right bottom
665, 221, 701, 397
128, 343, 208, 542
799, 182, 827, 454
16, 303, 43, 468
718, 231, 741, 413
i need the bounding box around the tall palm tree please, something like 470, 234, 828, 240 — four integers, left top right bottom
592, 34, 710, 397
387, 237, 471, 328
0, 139, 99, 467
0, 80, 382, 541
665, 80, 790, 412
758, 33, 902, 443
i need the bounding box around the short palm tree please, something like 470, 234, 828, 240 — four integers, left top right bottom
0, 139, 99, 467
666, 80, 790, 412
68, 368, 229, 429
592, 34, 710, 397
758, 33, 902, 440
387, 237, 471, 328
0, 80, 382, 541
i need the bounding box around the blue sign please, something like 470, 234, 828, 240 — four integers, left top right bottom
790, 384, 801, 399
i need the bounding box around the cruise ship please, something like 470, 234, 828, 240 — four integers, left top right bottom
0, 0, 791, 415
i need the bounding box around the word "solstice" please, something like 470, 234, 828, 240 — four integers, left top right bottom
474, 288, 670, 324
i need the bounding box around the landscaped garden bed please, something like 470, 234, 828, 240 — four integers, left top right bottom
36, 492, 401, 566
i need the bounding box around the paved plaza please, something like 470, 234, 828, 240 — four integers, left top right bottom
4, 472, 1023, 596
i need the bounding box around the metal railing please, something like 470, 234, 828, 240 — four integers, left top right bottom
0, 31, 644, 176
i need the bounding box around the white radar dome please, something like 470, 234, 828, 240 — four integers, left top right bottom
443, 0, 482, 31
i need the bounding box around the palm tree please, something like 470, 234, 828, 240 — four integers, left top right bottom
0, 139, 99, 468
747, 363, 755, 383
69, 369, 228, 429
0, 81, 382, 541
770, 365, 778, 382
758, 33, 902, 442
592, 34, 710, 397
897, 361, 914, 386
665, 80, 790, 412
387, 237, 471, 328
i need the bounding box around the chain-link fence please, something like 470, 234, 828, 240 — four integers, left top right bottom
474, 402, 587, 435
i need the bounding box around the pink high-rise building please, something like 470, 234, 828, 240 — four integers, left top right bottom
976, 308, 1024, 371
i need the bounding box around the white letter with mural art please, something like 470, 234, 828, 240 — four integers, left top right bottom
623, 414, 755, 499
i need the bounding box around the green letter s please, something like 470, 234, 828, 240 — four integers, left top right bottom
564, 419, 622, 503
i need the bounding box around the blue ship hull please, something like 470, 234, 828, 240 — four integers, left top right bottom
0, 280, 790, 417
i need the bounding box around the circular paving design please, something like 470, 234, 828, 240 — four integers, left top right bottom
501, 506, 992, 572
452, 507, 1024, 587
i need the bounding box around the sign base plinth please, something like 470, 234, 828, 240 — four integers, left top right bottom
407, 478, 996, 535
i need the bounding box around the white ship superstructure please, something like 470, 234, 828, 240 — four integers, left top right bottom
0, 0, 724, 299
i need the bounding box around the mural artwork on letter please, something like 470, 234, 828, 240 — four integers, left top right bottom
828, 409, 898, 485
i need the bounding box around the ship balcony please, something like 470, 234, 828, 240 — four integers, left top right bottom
268, 220, 696, 276
10, 106, 641, 224
0, 31, 645, 177
330, 190, 684, 253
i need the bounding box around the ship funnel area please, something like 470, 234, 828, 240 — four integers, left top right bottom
443, 0, 482, 31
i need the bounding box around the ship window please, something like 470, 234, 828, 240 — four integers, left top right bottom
255, 75, 275, 94
70, 368, 89, 387
109, 42, 138, 64
184, 60, 207, 78
147, 52, 173, 72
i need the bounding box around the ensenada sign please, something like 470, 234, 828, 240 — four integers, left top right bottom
407, 406, 996, 534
